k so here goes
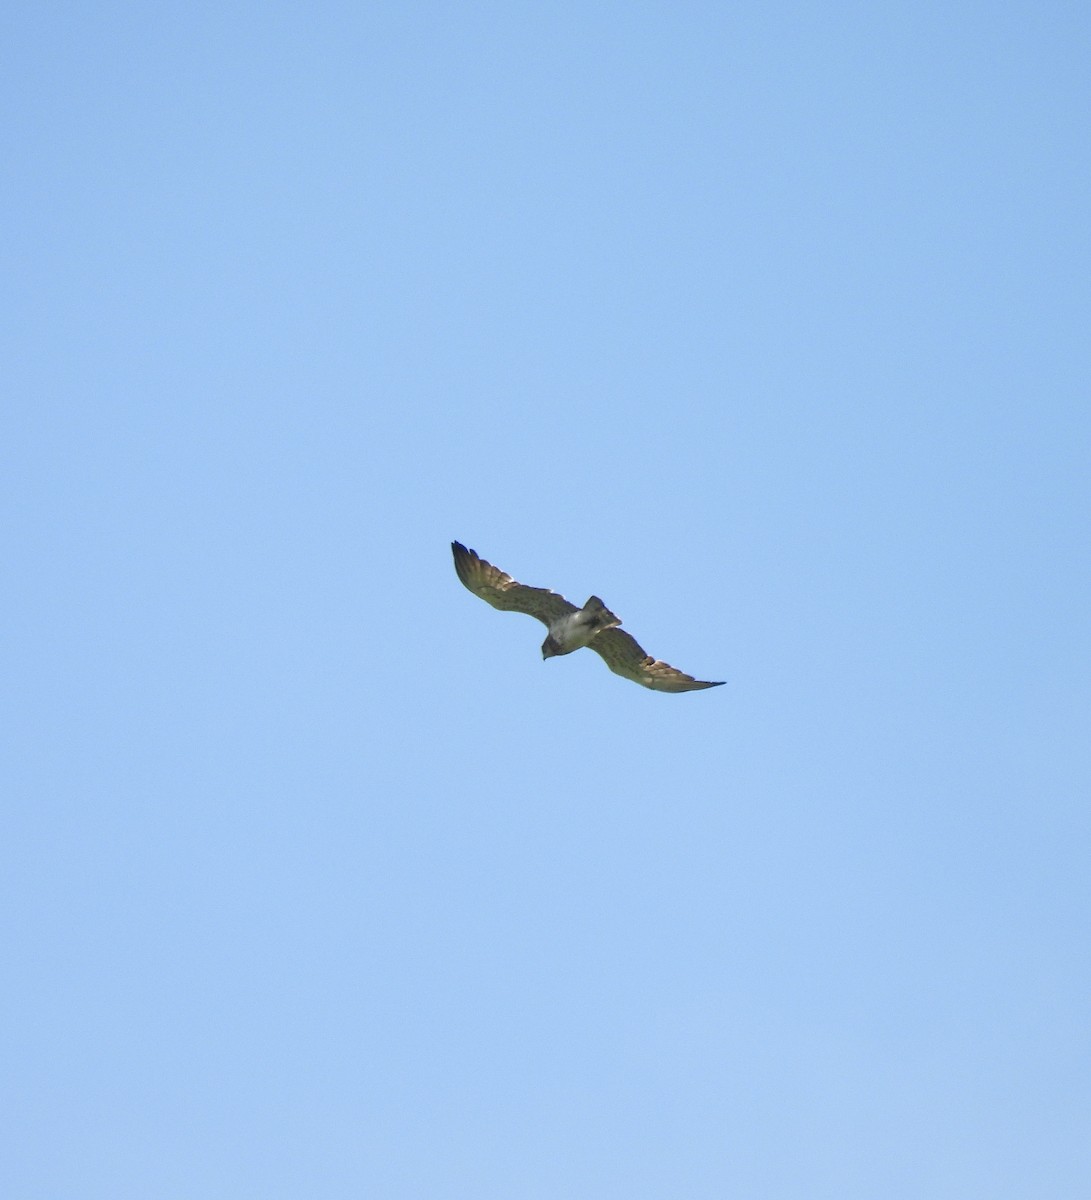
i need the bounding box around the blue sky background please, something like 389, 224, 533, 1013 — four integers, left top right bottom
4, 3, 1089, 1196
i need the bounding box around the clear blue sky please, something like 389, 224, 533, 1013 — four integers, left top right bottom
4, 3, 1089, 1197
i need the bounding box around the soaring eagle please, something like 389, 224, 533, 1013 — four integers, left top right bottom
452, 542, 724, 693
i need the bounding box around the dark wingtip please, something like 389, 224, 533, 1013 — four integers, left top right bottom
452, 541, 476, 588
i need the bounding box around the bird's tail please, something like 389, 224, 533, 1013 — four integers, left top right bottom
582, 596, 622, 632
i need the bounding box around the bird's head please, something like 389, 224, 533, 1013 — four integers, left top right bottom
541, 635, 559, 660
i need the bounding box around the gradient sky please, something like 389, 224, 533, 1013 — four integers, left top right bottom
4, 3, 1090, 1197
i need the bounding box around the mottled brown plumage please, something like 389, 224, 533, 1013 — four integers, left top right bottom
452, 542, 724, 693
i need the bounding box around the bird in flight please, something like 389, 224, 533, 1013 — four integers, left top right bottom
452, 541, 724, 693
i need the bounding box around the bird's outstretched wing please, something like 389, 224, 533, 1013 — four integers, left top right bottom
452, 542, 578, 626
589, 627, 725, 693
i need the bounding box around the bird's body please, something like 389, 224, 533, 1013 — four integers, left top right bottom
451, 541, 724, 693
541, 596, 621, 658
